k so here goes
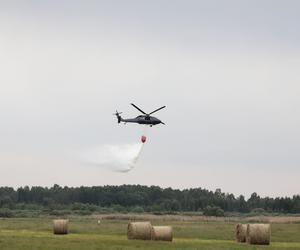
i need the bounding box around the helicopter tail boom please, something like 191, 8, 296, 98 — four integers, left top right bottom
117, 115, 121, 123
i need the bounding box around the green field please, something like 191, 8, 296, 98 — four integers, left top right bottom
0, 216, 300, 250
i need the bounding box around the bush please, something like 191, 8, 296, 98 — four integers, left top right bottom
97, 207, 114, 214
0, 208, 14, 218
74, 210, 92, 216
111, 204, 127, 213
203, 206, 225, 217
23, 204, 43, 210
86, 204, 98, 212
215, 208, 225, 217
71, 202, 87, 210
250, 208, 266, 215
130, 206, 144, 213
0, 196, 15, 209
49, 210, 71, 216
150, 204, 164, 212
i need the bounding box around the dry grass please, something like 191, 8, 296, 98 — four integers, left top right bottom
90, 213, 300, 224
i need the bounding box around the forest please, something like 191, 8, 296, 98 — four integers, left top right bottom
0, 185, 299, 216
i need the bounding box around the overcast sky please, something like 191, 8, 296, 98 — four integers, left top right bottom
0, 1, 299, 198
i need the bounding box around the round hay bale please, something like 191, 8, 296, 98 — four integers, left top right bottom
127, 222, 152, 240
236, 223, 247, 242
151, 226, 173, 241
53, 219, 69, 235
246, 224, 271, 245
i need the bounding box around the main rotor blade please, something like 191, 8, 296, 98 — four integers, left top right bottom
131, 103, 146, 114
149, 106, 166, 115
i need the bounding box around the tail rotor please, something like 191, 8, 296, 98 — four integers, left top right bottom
113, 110, 122, 123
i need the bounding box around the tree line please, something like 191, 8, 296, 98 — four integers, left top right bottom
0, 185, 299, 214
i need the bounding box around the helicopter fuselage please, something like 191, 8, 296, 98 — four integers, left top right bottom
121, 115, 162, 126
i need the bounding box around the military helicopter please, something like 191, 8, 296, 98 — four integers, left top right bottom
114, 103, 166, 126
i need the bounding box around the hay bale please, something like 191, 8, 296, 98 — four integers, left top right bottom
236, 223, 247, 242
246, 224, 271, 245
53, 219, 69, 235
151, 226, 173, 241
127, 222, 152, 240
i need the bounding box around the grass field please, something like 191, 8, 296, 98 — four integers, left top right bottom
0, 216, 300, 250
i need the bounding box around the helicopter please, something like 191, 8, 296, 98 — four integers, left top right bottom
114, 103, 166, 126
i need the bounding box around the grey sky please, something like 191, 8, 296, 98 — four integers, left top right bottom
0, 1, 299, 197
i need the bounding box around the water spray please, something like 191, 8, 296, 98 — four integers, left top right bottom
82, 126, 148, 173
